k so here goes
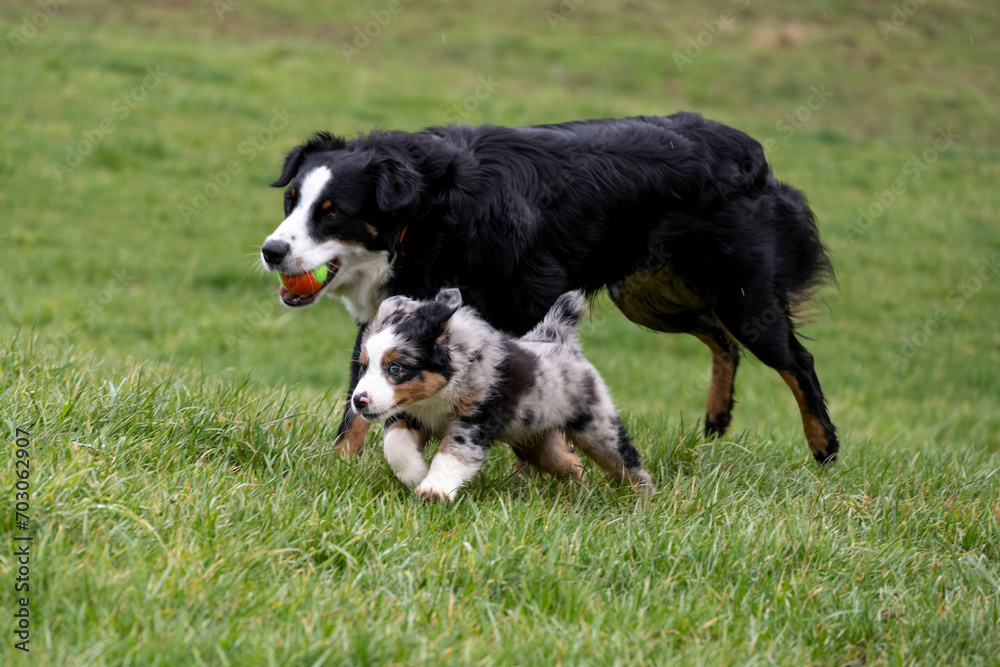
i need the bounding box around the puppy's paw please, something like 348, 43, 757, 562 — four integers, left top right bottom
414, 480, 455, 502
631, 469, 656, 497
395, 465, 429, 490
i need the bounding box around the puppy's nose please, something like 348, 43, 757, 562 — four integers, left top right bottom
261, 239, 290, 266
352, 392, 370, 411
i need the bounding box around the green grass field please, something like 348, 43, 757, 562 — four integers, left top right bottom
2, 1, 999, 664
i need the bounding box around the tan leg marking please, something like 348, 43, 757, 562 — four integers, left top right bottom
695, 334, 737, 433
336, 414, 370, 456
779, 371, 828, 458
516, 432, 585, 481
567, 431, 655, 495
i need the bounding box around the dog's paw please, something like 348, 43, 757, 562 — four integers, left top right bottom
414, 480, 455, 502
393, 461, 429, 490
632, 469, 656, 497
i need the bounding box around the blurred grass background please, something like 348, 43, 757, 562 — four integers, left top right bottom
1, 1, 999, 664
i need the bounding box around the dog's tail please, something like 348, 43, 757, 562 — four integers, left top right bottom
769, 179, 836, 328
521, 291, 587, 345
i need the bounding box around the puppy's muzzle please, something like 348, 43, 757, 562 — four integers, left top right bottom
352, 392, 371, 413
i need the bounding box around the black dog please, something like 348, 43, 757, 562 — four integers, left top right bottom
260, 113, 839, 464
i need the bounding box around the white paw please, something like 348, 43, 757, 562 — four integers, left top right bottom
383, 429, 428, 489
413, 480, 455, 502
392, 461, 429, 489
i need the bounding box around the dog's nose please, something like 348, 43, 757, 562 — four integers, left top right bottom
352, 392, 370, 411
261, 239, 290, 266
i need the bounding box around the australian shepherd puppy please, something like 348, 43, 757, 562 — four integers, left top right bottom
350, 288, 654, 501
261, 113, 840, 466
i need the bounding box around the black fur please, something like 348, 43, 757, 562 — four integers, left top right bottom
269, 113, 839, 462
611, 416, 641, 471
377, 299, 460, 387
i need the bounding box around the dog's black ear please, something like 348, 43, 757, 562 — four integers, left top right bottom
417, 291, 462, 337
373, 152, 423, 212
271, 132, 345, 187
271, 144, 306, 187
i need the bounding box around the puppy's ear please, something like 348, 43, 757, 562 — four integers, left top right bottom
435, 288, 463, 310
271, 132, 345, 187
373, 153, 423, 212
417, 294, 462, 336
374, 294, 414, 321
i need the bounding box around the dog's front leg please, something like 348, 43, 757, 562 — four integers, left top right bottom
335, 323, 371, 456
383, 417, 429, 489
414, 427, 489, 502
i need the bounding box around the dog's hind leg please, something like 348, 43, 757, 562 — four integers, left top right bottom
609, 270, 743, 441
694, 329, 742, 438
566, 410, 654, 495
777, 337, 840, 465
714, 293, 839, 465
512, 431, 585, 482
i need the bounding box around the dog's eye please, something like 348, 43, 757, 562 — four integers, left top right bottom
387, 363, 402, 376
326, 210, 339, 218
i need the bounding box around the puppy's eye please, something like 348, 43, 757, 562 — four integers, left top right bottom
326, 210, 339, 218
387, 363, 402, 376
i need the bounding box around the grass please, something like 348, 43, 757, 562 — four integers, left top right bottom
1, 0, 999, 663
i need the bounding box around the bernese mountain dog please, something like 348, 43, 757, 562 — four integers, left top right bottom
260, 113, 839, 465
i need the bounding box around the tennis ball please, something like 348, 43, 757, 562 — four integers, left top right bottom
279, 264, 330, 297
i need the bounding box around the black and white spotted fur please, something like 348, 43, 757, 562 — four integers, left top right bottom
351, 288, 654, 501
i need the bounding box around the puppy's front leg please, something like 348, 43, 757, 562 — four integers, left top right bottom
414, 428, 488, 502
383, 418, 429, 489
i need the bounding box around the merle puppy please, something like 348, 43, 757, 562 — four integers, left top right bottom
352, 288, 653, 501
260, 113, 839, 464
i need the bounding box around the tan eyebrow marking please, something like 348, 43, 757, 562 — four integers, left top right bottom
366, 223, 378, 238
322, 200, 332, 209
392, 372, 448, 407
360, 350, 368, 366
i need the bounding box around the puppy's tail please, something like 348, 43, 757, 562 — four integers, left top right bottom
521, 291, 587, 345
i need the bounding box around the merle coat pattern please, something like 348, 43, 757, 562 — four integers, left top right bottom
351, 289, 653, 501
260, 113, 839, 465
